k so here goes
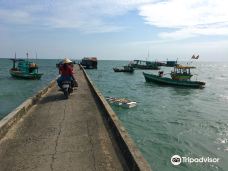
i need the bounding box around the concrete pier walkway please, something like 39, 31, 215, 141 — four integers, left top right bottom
0, 65, 126, 171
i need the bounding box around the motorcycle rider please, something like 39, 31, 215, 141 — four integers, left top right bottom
57, 58, 77, 89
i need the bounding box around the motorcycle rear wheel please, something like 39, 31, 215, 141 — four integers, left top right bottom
64, 89, 69, 99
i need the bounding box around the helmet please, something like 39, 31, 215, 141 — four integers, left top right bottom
63, 58, 72, 64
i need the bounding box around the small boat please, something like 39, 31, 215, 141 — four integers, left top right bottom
166, 60, 178, 67
143, 65, 205, 88
156, 61, 166, 66
113, 65, 134, 73
106, 97, 137, 108
9, 57, 43, 80
80, 57, 97, 69
129, 60, 160, 70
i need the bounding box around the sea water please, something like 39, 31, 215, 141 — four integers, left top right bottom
86, 60, 228, 171
0, 58, 58, 119
0, 58, 228, 171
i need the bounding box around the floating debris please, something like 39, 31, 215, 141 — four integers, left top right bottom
106, 97, 137, 108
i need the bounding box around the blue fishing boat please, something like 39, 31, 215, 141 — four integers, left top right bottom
9, 55, 43, 79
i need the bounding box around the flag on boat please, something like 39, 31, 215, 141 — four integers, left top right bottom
191, 54, 199, 59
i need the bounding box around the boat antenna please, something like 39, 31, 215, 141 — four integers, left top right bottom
13, 52, 17, 69
26, 52, 29, 60
147, 48, 149, 61
35, 51, 38, 61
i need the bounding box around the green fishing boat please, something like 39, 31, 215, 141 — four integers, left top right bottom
9, 58, 43, 80
143, 65, 205, 88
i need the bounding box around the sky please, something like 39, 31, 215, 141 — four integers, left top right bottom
0, 0, 228, 61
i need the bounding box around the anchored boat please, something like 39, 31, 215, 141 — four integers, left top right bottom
80, 57, 97, 69
143, 65, 205, 88
129, 60, 160, 70
9, 56, 43, 80
113, 65, 134, 73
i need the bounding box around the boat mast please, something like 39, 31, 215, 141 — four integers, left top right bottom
13, 52, 16, 69
36, 51, 38, 73
26, 52, 29, 61
147, 48, 149, 61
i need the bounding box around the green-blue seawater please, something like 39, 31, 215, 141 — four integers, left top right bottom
0, 58, 228, 171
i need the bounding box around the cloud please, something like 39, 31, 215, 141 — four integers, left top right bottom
1, 0, 228, 37
138, 0, 228, 39
44, 0, 157, 33
0, 9, 31, 24
0, 0, 155, 33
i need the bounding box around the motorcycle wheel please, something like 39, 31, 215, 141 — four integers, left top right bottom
64, 89, 69, 99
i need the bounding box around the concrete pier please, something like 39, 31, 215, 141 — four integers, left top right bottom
0, 65, 151, 171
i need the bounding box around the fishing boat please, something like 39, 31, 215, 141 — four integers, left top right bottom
106, 97, 137, 108
129, 60, 160, 70
143, 65, 205, 88
113, 65, 134, 73
166, 60, 178, 67
9, 55, 43, 79
80, 57, 97, 69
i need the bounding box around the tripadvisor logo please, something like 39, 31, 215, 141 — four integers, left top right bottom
171, 155, 220, 166
171, 155, 182, 165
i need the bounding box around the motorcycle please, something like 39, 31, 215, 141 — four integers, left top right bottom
61, 80, 73, 99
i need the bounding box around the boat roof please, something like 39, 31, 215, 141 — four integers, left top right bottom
9, 58, 25, 62
83, 57, 97, 61
133, 60, 149, 62
175, 65, 196, 69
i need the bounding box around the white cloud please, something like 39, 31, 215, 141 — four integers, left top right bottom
0, 0, 155, 33
1, 0, 228, 37
0, 9, 31, 24
44, 0, 156, 32
138, 0, 228, 39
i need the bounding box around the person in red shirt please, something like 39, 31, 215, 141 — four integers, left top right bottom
57, 58, 77, 88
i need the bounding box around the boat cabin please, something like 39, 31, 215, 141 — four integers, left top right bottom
10, 59, 38, 74
171, 65, 196, 81
130, 60, 160, 70
166, 61, 177, 67
80, 57, 97, 69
